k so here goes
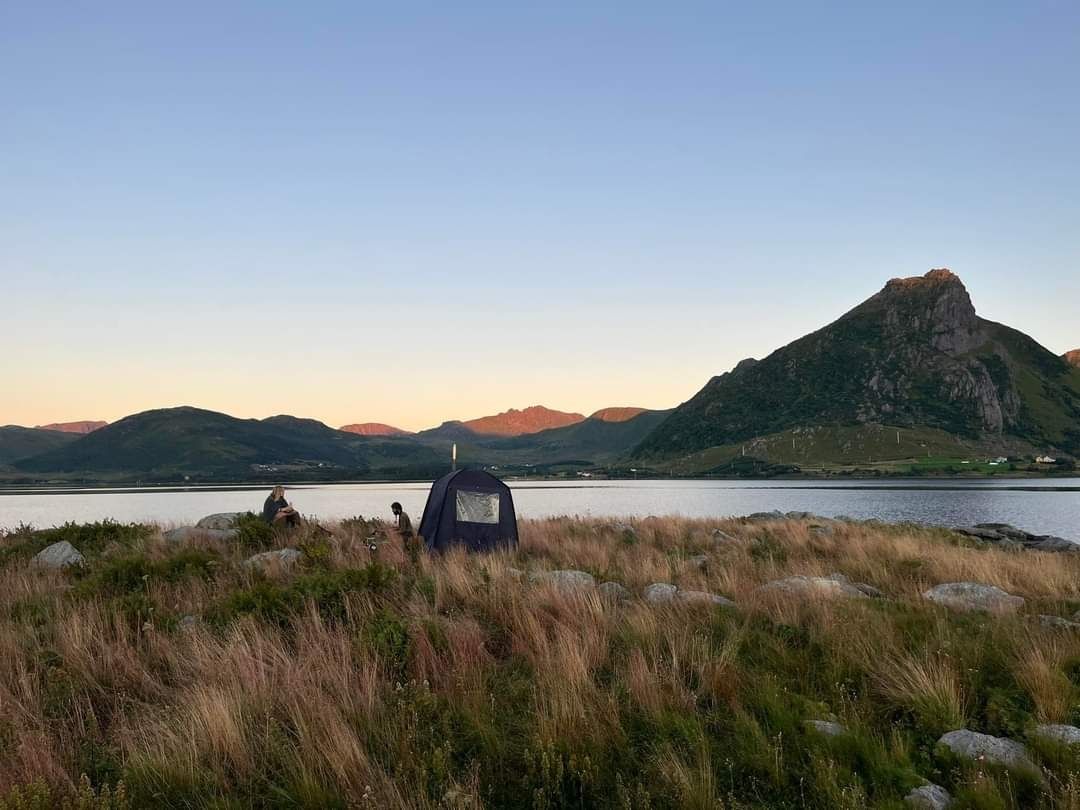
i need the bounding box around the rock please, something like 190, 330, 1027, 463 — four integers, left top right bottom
164, 526, 236, 543
745, 511, 785, 522
937, 729, 1035, 770
195, 512, 244, 531
686, 554, 708, 570
1038, 615, 1080, 631
529, 570, 596, 591
955, 524, 1080, 554
826, 573, 884, 598
178, 615, 200, 631
712, 529, 740, 545
1033, 724, 1080, 746
678, 590, 735, 608
1074, 610, 1080, 623
243, 548, 302, 570
923, 583, 1025, 614
808, 524, 834, 536
905, 783, 952, 810
1028, 535, 1080, 553
598, 581, 631, 601
31, 541, 85, 569
759, 575, 867, 599
785, 511, 819, 521
643, 583, 678, 603
806, 719, 846, 737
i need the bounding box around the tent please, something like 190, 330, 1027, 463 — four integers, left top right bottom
418, 469, 518, 553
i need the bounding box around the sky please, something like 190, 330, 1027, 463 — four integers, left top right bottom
2, 1, 1078, 432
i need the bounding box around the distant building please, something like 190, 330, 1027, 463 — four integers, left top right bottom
993, 457, 1008, 464
1035, 455, 1057, 464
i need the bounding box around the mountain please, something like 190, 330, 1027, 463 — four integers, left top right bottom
0, 426, 80, 465
484, 409, 673, 463
36, 420, 107, 434
459, 405, 585, 437
591, 407, 648, 423
635, 269, 1080, 466
14, 407, 444, 481
339, 423, 412, 436
1066, 350, 1080, 369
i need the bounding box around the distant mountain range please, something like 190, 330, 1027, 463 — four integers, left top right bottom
634, 269, 1080, 471
36, 420, 107, 434
339, 423, 413, 437
4, 404, 670, 482
3, 269, 1077, 482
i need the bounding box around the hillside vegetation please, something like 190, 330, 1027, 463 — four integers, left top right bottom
637, 270, 1080, 466
1, 515, 1078, 808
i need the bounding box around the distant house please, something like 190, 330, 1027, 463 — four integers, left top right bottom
993, 457, 1008, 464
1035, 455, 1057, 464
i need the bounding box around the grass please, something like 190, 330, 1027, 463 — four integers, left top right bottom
0, 515, 1078, 807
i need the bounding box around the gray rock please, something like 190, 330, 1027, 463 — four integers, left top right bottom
164, 526, 236, 543
937, 729, 1035, 770
955, 526, 1008, 542
1028, 535, 1080, 553
195, 512, 244, 531
31, 541, 85, 569
598, 581, 631, 601
643, 583, 678, 603
1038, 615, 1080, 631
243, 548, 302, 570
686, 554, 709, 570
1033, 724, 1080, 746
808, 524, 834, 536
905, 784, 952, 810
759, 575, 867, 599
826, 572, 884, 598
712, 529, 740, 545
678, 590, 735, 608
923, 583, 1025, 614
178, 615, 200, 631
745, 511, 785, 522
806, 719, 846, 737
973, 523, 1029, 540
785, 511, 818, 521
529, 570, 596, 591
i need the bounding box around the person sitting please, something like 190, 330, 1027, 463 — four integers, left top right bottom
263, 486, 301, 528
391, 501, 414, 540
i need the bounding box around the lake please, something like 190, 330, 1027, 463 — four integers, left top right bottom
1, 479, 1079, 541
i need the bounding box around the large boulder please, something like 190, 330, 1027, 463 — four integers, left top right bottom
31, 541, 84, 569
758, 575, 867, 599
529, 570, 596, 591
954, 524, 1080, 553
744, 511, 785, 523
196, 512, 244, 531
923, 583, 1025, 614
937, 730, 1035, 770
243, 548, 302, 571
1033, 724, 1080, 746
905, 784, 952, 810
643, 583, 678, 603
164, 526, 236, 543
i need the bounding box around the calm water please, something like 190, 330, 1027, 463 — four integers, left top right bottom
1, 479, 1079, 541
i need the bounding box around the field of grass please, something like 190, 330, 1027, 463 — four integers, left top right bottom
1, 515, 1079, 808
660, 424, 1046, 476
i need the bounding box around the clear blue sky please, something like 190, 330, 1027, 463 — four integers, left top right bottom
3, 1, 1078, 430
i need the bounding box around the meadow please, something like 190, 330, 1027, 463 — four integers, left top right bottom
0, 513, 1078, 808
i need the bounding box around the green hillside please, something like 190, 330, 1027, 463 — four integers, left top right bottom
13, 407, 445, 481
0, 426, 79, 465
635, 270, 1080, 466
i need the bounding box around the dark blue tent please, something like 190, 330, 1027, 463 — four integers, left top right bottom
418, 469, 518, 553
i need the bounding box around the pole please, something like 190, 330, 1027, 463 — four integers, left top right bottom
451, 443, 457, 472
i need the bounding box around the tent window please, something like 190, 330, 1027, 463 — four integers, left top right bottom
456, 490, 500, 524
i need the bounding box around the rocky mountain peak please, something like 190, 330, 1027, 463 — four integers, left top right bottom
1065, 349, 1080, 368
861, 268, 979, 354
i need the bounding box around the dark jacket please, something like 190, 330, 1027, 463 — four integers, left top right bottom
263, 496, 288, 524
